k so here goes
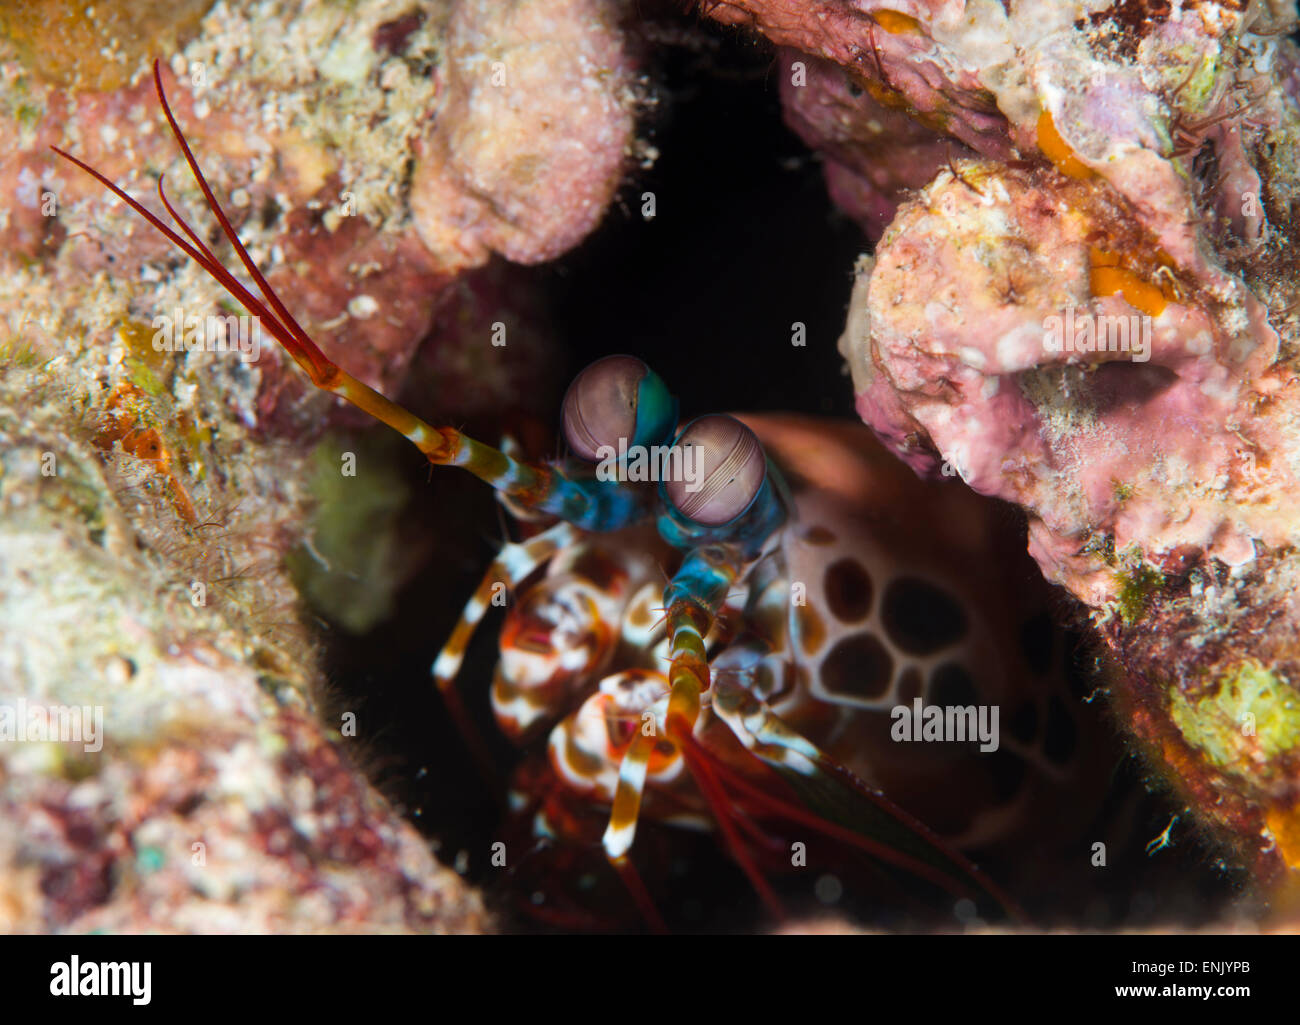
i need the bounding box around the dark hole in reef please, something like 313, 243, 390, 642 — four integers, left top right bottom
1078, 359, 1180, 414
258, 195, 281, 230
317, 11, 862, 934
1019, 610, 1055, 676
316, 6, 1240, 932
1044, 693, 1079, 765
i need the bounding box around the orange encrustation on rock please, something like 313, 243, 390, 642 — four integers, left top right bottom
1037, 110, 1094, 180
1088, 248, 1172, 318
873, 10, 922, 35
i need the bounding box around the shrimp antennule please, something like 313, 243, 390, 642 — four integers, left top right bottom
51, 60, 656, 532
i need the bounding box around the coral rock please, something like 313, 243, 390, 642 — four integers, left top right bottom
411, 0, 641, 270
707, 0, 1300, 890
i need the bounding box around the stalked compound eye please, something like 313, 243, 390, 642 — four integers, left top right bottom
664, 414, 766, 526
561, 355, 676, 461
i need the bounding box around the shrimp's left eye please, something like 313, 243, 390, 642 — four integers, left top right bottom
561, 355, 676, 461
664, 414, 767, 526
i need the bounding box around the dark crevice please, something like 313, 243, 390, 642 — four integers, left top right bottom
315, 10, 1238, 933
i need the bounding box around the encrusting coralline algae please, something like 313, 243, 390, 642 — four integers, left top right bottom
703, 0, 1300, 890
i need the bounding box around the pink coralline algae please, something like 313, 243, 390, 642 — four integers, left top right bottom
1, 0, 638, 436
410, 0, 643, 271
708, 0, 1300, 891
779, 47, 969, 239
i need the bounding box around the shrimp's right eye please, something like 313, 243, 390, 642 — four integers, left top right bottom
561, 355, 676, 461
663, 414, 767, 526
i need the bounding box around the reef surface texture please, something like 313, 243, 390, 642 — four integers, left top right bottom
0, 0, 643, 931
5, 0, 1300, 931
703, 0, 1300, 893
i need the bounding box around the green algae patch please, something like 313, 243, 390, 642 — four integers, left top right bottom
1114, 561, 1162, 624
286, 432, 414, 635
1170, 662, 1300, 769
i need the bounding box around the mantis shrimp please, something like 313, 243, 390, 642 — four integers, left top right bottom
55, 61, 1114, 930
